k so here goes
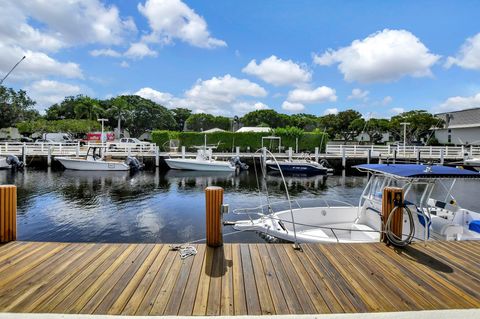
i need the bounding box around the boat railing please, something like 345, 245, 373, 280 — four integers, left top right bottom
233, 198, 355, 218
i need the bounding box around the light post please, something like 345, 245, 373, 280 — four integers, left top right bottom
0, 56, 26, 86
97, 118, 108, 146
400, 122, 410, 157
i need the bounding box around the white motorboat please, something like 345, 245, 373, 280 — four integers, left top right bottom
233, 164, 480, 244
464, 157, 480, 172
0, 157, 10, 169
165, 149, 236, 172
0, 155, 24, 169
56, 147, 143, 171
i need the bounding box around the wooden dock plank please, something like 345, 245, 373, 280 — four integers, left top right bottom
0, 241, 477, 316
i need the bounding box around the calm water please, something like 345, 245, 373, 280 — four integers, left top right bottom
1, 168, 478, 243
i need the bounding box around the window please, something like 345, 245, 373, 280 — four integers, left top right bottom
448, 135, 451, 143
448, 129, 451, 133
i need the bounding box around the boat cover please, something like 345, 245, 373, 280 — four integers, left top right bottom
469, 220, 480, 233
355, 164, 480, 179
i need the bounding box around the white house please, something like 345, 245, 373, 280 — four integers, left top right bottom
434, 107, 480, 145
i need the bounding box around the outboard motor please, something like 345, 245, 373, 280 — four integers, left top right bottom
319, 159, 331, 168
125, 156, 144, 170
6, 155, 24, 170
230, 156, 249, 171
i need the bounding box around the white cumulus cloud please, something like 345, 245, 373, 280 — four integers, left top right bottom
348, 88, 369, 100
390, 107, 405, 115
382, 96, 393, 105
89, 49, 122, 58
124, 42, 158, 59
138, 0, 226, 48
26, 80, 82, 111
445, 33, 480, 70
286, 86, 337, 104
323, 108, 339, 115
0, 44, 83, 81
433, 93, 480, 113
282, 101, 305, 112
313, 29, 440, 83
242, 55, 311, 86
135, 75, 267, 115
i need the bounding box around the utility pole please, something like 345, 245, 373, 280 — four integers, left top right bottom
0, 56, 26, 86
97, 118, 108, 146
400, 122, 410, 157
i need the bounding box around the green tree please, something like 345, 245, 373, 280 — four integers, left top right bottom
185, 113, 230, 131
0, 86, 39, 128
390, 110, 443, 143
170, 108, 192, 131
317, 114, 337, 138
240, 109, 289, 128
364, 118, 390, 144
120, 95, 176, 136
289, 113, 318, 131
73, 96, 103, 120
105, 96, 131, 137
45, 96, 79, 120
17, 119, 101, 135
335, 109, 363, 142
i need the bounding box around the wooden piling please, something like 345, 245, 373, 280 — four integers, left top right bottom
0, 185, 16, 242
314, 147, 319, 162
47, 146, 52, 167
381, 187, 403, 244
205, 186, 224, 247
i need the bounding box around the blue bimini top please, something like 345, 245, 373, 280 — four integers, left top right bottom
354, 164, 480, 179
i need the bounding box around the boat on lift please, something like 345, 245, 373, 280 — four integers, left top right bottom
233, 164, 480, 244
56, 146, 143, 171
266, 157, 333, 175
464, 157, 480, 172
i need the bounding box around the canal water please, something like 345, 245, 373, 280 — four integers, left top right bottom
0, 168, 478, 243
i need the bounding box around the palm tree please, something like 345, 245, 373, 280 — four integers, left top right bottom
107, 97, 130, 137
74, 96, 104, 120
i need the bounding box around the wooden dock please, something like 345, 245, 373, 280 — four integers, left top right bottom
0, 241, 478, 316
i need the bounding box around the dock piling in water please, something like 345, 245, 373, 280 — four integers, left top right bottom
205, 186, 224, 247
0, 185, 16, 242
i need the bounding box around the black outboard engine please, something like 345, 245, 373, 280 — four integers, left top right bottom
125, 156, 144, 170
6, 155, 24, 170
230, 156, 249, 171
319, 158, 331, 168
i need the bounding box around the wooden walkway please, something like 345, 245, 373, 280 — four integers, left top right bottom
0, 241, 478, 315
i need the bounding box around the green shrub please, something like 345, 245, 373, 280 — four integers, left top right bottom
151, 130, 329, 152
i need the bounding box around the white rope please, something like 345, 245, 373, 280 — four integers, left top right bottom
169, 244, 198, 259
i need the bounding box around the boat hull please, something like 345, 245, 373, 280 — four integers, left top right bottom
56, 157, 130, 171
266, 161, 331, 175
165, 158, 235, 172
0, 158, 10, 169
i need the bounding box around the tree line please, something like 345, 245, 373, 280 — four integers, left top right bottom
1, 85, 443, 143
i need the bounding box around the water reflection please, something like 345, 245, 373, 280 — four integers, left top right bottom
0, 168, 367, 242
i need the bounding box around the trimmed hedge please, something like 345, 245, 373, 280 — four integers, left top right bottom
152, 130, 329, 152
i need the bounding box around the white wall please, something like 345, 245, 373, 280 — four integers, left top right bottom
435, 127, 480, 145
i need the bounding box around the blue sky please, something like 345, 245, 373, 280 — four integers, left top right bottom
1, 0, 480, 117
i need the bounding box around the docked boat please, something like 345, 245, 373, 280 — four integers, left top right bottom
0, 155, 24, 169
266, 158, 333, 175
56, 147, 143, 171
165, 149, 236, 172
233, 164, 480, 244
464, 157, 480, 172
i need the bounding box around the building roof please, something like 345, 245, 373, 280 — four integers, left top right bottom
435, 107, 480, 129
355, 164, 480, 179
236, 126, 271, 133
203, 128, 226, 133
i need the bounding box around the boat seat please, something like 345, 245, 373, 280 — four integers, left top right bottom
300, 228, 330, 239
350, 223, 380, 241
431, 215, 463, 240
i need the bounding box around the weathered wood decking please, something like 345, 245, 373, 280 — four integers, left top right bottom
0, 241, 478, 315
